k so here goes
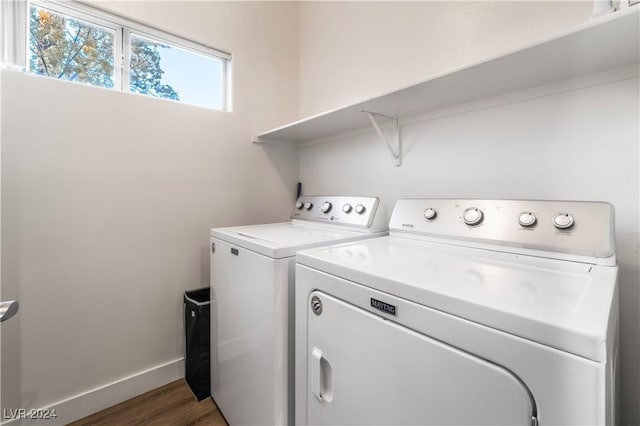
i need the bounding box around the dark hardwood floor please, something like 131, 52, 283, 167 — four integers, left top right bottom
68, 380, 228, 426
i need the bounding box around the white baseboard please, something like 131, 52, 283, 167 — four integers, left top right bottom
3, 358, 184, 426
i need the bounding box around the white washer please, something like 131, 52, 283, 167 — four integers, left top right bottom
295, 199, 619, 426
210, 196, 387, 425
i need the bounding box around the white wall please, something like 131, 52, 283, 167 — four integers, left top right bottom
297, 2, 639, 425
1, 1, 299, 422
298, 1, 592, 116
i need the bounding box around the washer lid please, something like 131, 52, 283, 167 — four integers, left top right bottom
212, 222, 384, 259
296, 236, 618, 362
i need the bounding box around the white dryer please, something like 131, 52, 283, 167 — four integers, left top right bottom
210, 196, 387, 425
295, 199, 619, 425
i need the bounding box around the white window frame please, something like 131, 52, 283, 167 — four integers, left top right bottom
24, 0, 232, 111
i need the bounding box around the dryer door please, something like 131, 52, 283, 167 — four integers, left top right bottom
306, 291, 536, 425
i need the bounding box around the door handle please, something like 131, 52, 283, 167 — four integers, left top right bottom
0, 300, 19, 322
310, 347, 333, 403
311, 348, 323, 401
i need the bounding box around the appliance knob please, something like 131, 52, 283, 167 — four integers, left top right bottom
355, 204, 366, 214
424, 208, 437, 220
518, 212, 537, 227
343, 204, 353, 213
304, 202, 313, 210
553, 213, 574, 229
462, 207, 483, 226
295, 201, 303, 210
320, 202, 332, 213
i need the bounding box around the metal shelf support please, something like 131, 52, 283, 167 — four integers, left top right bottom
362, 111, 401, 166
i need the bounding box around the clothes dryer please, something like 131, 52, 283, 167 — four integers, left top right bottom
296, 199, 618, 425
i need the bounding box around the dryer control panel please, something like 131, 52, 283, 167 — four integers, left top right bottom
292, 196, 381, 230
389, 199, 615, 260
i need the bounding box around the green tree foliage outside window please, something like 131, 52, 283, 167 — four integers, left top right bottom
29, 6, 179, 100
129, 36, 178, 100
29, 6, 114, 88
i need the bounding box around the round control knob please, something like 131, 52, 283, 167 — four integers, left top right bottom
304, 202, 313, 210
320, 202, 332, 214
295, 201, 303, 210
518, 212, 536, 227
343, 204, 353, 213
462, 207, 483, 226
424, 208, 437, 220
354, 204, 366, 214
553, 213, 574, 229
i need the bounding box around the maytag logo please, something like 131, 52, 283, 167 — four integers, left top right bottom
402, 223, 414, 228
370, 298, 397, 316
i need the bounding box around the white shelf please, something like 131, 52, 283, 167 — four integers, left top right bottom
254, 9, 639, 147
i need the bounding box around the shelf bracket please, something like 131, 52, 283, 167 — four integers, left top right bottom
362, 111, 401, 166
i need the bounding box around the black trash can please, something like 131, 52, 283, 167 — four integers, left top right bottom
184, 287, 211, 401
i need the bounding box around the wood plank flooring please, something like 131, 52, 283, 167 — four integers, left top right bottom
68, 380, 228, 426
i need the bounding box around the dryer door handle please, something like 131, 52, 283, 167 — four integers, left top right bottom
311, 348, 324, 402
311, 347, 333, 403
0, 300, 19, 322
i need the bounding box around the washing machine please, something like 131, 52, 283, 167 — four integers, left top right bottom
295, 199, 619, 425
210, 195, 387, 425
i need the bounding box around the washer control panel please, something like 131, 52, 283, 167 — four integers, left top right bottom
292, 196, 380, 229
389, 199, 615, 259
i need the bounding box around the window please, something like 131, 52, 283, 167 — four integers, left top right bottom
29, 5, 117, 89
128, 34, 226, 110
22, 0, 230, 110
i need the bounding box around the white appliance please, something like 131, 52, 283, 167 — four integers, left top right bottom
295, 199, 619, 425
210, 195, 387, 425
